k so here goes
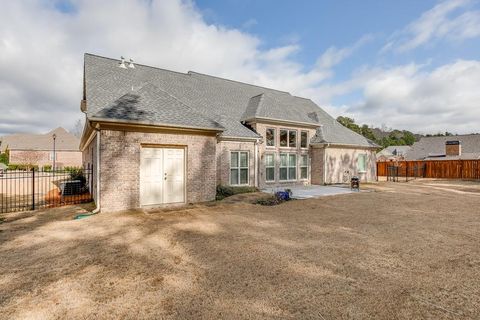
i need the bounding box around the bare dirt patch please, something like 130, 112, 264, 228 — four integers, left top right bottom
0, 180, 479, 319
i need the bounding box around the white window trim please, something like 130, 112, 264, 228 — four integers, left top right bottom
300, 131, 309, 149
299, 154, 309, 180
279, 153, 297, 181
265, 153, 275, 182
230, 151, 250, 186
265, 128, 276, 148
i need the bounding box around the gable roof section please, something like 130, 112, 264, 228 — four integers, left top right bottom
0, 127, 80, 152
83, 53, 376, 147
241, 93, 321, 125
310, 107, 378, 148
406, 134, 480, 160
91, 83, 223, 131
377, 145, 412, 157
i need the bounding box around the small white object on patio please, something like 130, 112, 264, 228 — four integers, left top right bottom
262, 185, 355, 199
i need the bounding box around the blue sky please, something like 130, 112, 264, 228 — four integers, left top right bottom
0, 0, 479, 135
196, 0, 480, 106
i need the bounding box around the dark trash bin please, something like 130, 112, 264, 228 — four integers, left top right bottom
351, 176, 360, 191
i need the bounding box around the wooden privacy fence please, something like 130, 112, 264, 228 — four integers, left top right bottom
377, 160, 480, 180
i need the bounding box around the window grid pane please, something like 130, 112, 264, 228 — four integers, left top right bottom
300, 167, 308, 179
230, 169, 239, 185
288, 130, 297, 147
265, 154, 274, 167
240, 169, 248, 184
280, 130, 288, 147
230, 152, 238, 167
301, 131, 308, 148
266, 128, 275, 147
240, 152, 248, 168
266, 168, 275, 181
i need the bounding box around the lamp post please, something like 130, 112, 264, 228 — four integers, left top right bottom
52, 133, 56, 174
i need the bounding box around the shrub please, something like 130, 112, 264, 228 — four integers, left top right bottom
0, 152, 8, 165
42, 164, 52, 172
255, 190, 293, 206
7, 164, 38, 171
69, 168, 86, 184
64, 166, 82, 173
216, 185, 258, 200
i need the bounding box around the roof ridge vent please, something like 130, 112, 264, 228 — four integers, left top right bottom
128, 58, 135, 69
119, 56, 127, 69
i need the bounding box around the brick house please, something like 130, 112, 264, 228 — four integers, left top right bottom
0, 127, 81, 168
80, 54, 378, 212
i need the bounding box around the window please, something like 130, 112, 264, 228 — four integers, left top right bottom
301, 131, 308, 148
280, 153, 297, 181
280, 129, 297, 148
288, 130, 297, 147
266, 128, 275, 147
265, 154, 275, 182
280, 130, 288, 147
357, 154, 367, 172
230, 151, 249, 185
300, 155, 308, 179
49, 152, 55, 161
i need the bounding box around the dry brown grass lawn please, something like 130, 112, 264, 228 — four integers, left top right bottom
0, 180, 479, 319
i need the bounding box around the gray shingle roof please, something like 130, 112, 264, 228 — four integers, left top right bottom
406, 134, 480, 160
309, 107, 378, 147
84, 53, 375, 147
0, 127, 80, 152
377, 146, 412, 157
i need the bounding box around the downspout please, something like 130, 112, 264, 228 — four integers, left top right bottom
254, 138, 259, 188
92, 127, 101, 213
323, 143, 330, 185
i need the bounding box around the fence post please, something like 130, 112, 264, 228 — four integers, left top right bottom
31, 168, 35, 211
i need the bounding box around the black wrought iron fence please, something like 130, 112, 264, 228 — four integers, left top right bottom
386, 163, 426, 182
0, 166, 93, 213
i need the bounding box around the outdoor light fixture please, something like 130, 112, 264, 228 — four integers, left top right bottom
52, 133, 56, 174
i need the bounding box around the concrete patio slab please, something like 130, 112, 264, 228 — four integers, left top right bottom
262, 184, 358, 199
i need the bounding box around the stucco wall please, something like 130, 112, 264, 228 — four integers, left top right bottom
9, 150, 82, 168
322, 147, 376, 184
216, 140, 256, 187
252, 122, 317, 189
98, 129, 217, 212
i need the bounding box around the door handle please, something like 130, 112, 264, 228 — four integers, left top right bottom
164, 172, 167, 180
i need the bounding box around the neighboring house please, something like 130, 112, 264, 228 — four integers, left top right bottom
0, 127, 82, 168
80, 54, 378, 212
0, 163, 6, 176
405, 135, 480, 160
377, 146, 412, 162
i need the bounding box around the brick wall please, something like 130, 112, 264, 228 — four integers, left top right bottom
251, 122, 317, 189
98, 129, 217, 212
310, 147, 325, 184
9, 150, 82, 168
216, 140, 256, 186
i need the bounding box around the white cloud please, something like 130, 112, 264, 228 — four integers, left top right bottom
345, 60, 480, 134
383, 0, 480, 52
0, 0, 367, 136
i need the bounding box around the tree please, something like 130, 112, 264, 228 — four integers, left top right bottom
72, 118, 84, 138
0, 147, 9, 165
336, 116, 361, 134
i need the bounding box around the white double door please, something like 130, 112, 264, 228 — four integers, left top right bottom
140, 147, 185, 206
